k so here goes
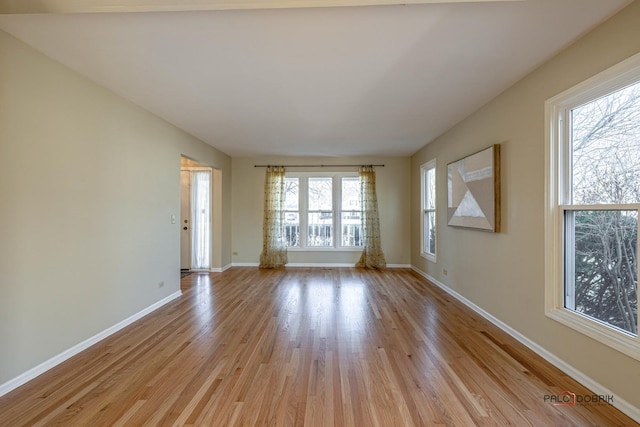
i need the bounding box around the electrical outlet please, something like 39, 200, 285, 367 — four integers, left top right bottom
158, 281, 165, 288
443, 269, 448, 276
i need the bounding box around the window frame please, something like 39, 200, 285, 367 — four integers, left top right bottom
545, 51, 640, 361
340, 176, 364, 248
306, 176, 335, 247
285, 171, 362, 251
420, 159, 437, 262
283, 176, 300, 248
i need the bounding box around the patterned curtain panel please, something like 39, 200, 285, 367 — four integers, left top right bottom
356, 166, 387, 269
259, 166, 288, 268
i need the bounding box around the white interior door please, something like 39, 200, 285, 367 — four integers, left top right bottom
180, 170, 191, 270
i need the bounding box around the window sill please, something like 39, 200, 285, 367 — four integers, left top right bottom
287, 247, 363, 252
546, 307, 640, 362
420, 252, 436, 263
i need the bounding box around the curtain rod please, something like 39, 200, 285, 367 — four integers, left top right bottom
254, 164, 384, 168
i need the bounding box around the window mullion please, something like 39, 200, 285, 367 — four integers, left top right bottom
563, 203, 640, 211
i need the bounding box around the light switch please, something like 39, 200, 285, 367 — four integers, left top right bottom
171, 215, 176, 224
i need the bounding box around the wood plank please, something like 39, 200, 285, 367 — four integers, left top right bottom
0, 268, 636, 426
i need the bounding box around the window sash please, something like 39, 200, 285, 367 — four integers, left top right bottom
307, 210, 333, 247
284, 177, 301, 247
545, 51, 640, 361
562, 207, 639, 336
420, 160, 436, 261
423, 209, 436, 256
340, 177, 363, 248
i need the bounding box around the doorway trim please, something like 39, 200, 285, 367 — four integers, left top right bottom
180, 155, 222, 272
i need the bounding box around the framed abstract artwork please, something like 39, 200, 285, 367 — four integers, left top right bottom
447, 144, 500, 232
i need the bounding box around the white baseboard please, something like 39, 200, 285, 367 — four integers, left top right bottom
286, 263, 357, 268
410, 266, 640, 424
0, 290, 182, 398
210, 264, 233, 273
387, 264, 412, 268
230, 262, 412, 268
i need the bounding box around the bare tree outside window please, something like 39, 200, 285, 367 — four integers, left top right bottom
284, 178, 300, 247
283, 174, 362, 249
308, 178, 333, 246
567, 81, 640, 335
342, 177, 363, 247
424, 165, 436, 257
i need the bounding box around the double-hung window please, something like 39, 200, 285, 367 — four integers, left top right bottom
546, 52, 640, 360
421, 160, 437, 261
341, 177, 363, 247
308, 177, 334, 247
284, 173, 363, 249
284, 177, 300, 247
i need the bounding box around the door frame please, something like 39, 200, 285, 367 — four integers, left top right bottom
180, 155, 222, 271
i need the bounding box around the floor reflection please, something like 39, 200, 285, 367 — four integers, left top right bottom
181, 272, 214, 328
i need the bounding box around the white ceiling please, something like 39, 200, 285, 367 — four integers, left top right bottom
0, 0, 632, 157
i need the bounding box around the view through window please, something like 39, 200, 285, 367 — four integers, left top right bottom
421, 160, 436, 261
565, 80, 640, 335
283, 174, 363, 249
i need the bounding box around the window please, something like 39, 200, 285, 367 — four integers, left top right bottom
284, 177, 300, 247
421, 160, 437, 261
284, 173, 363, 249
341, 177, 363, 247
546, 52, 640, 360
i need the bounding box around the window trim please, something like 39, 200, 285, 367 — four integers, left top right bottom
340, 176, 364, 249
420, 159, 437, 262
545, 51, 640, 361
285, 171, 362, 251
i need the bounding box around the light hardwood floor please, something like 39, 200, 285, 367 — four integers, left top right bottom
0, 268, 636, 426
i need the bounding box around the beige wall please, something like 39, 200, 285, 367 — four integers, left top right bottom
3, 0, 639, 411
411, 1, 640, 411
0, 30, 232, 385
232, 156, 411, 266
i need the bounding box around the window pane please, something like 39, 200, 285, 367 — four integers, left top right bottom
342, 177, 361, 210
421, 162, 437, 259
284, 212, 299, 247
284, 178, 299, 210
309, 178, 332, 210
426, 168, 436, 210
284, 178, 299, 247
565, 209, 638, 335
308, 212, 333, 246
571, 81, 640, 205
425, 211, 436, 255
342, 212, 363, 246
